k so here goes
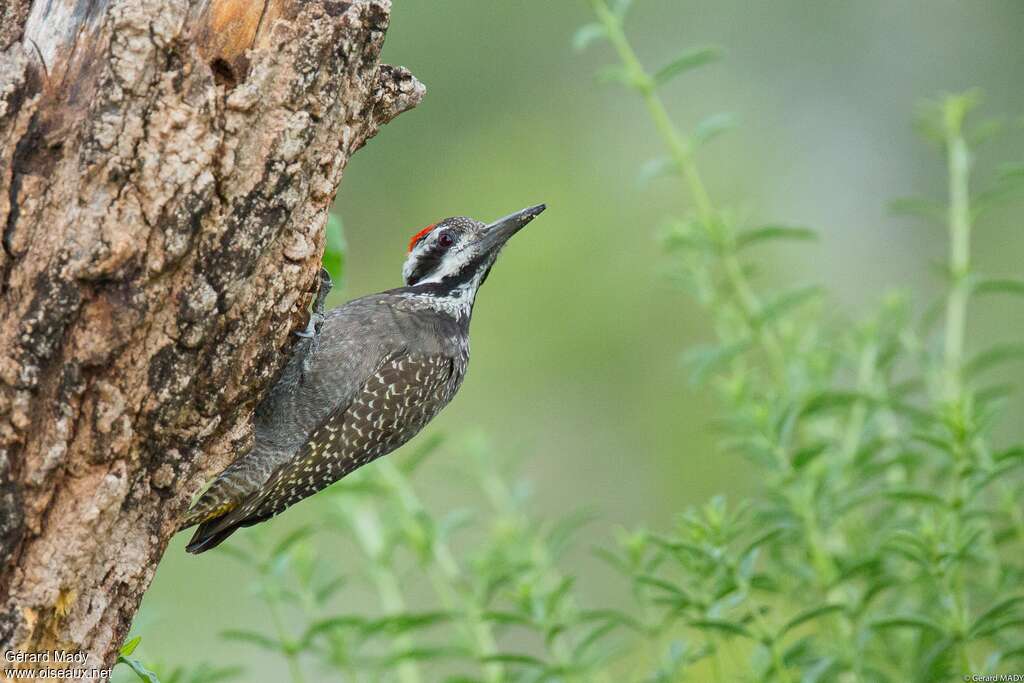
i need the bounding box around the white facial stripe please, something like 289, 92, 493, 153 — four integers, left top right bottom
414, 244, 477, 285
402, 223, 491, 286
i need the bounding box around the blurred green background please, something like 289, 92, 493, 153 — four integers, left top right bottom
130, 0, 1024, 678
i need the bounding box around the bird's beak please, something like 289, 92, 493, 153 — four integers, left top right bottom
479, 204, 546, 254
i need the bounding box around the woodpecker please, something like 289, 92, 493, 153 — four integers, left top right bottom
180, 204, 546, 553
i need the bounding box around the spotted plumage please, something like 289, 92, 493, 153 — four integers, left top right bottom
180, 204, 546, 553
243, 353, 458, 521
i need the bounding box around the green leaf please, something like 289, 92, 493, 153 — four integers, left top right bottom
965, 343, 1024, 377
117, 656, 162, 683
688, 618, 754, 639
693, 112, 738, 147
869, 615, 946, 635
592, 547, 631, 576
612, 0, 634, 18
735, 225, 817, 250
799, 390, 864, 416
649, 535, 716, 563
270, 525, 315, 562
361, 611, 453, 637
971, 618, 1024, 641
969, 458, 1024, 498
637, 156, 682, 186
220, 629, 284, 651
400, 432, 444, 474
888, 197, 945, 223
968, 117, 1006, 146
323, 212, 345, 282
301, 616, 366, 644
546, 508, 598, 559
635, 574, 691, 604
545, 575, 577, 616
482, 610, 533, 626
313, 576, 347, 604
573, 620, 620, 662
1000, 162, 1024, 179
1003, 644, 1024, 663
738, 526, 785, 563
777, 604, 845, 638
973, 171, 1024, 219
386, 646, 470, 663
682, 340, 751, 385
479, 653, 548, 668
573, 23, 607, 52
662, 220, 713, 252
754, 285, 824, 327
578, 609, 645, 632
800, 656, 839, 683
120, 635, 142, 657
437, 507, 475, 543
654, 46, 724, 86
972, 277, 1024, 298
996, 446, 1024, 462
881, 487, 948, 507
970, 596, 1024, 639
791, 443, 827, 470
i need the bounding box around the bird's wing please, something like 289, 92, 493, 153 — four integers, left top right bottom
181, 297, 400, 532
185, 352, 456, 553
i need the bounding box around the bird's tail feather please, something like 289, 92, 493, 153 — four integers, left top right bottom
184, 498, 266, 554
185, 516, 243, 554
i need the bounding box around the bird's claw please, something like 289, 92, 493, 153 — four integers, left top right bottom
298, 268, 333, 382
295, 267, 333, 340
294, 322, 319, 339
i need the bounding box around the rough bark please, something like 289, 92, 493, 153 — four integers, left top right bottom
0, 0, 423, 674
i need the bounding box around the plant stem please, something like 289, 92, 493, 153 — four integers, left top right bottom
476, 458, 582, 679
590, 0, 785, 373
590, 1, 713, 225
267, 595, 305, 683
376, 460, 505, 683
840, 342, 877, 463
744, 606, 793, 683
940, 93, 976, 676
943, 99, 972, 405
348, 503, 423, 683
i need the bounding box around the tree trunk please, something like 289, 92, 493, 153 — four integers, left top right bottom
0, 0, 422, 673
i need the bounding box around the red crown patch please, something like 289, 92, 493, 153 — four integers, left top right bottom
408, 224, 436, 252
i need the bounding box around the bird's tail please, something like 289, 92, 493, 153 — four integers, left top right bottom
185, 516, 243, 554
177, 474, 241, 532
177, 474, 246, 552
184, 497, 266, 553
178, 500, 242, 554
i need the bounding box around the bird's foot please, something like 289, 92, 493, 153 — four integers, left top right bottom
296, 267, 333, 339
298, 268, 332, 381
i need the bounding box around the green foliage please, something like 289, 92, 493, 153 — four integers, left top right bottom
115, 635, 242, 683
323, 212, 346, 284
194, 436, 623, 682
116, 636, 160, 683
165, 2, 1024, 681
568, 3, 1024, 680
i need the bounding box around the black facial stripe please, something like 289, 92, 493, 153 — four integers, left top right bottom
413, 251, 492, 296
407, 240, 447, 285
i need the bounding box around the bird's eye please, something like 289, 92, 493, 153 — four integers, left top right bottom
438, 232, 454, 248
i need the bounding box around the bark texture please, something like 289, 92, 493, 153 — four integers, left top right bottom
0, 0, 423, 672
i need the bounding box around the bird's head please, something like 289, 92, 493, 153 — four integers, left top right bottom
402, 204, 546, 293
